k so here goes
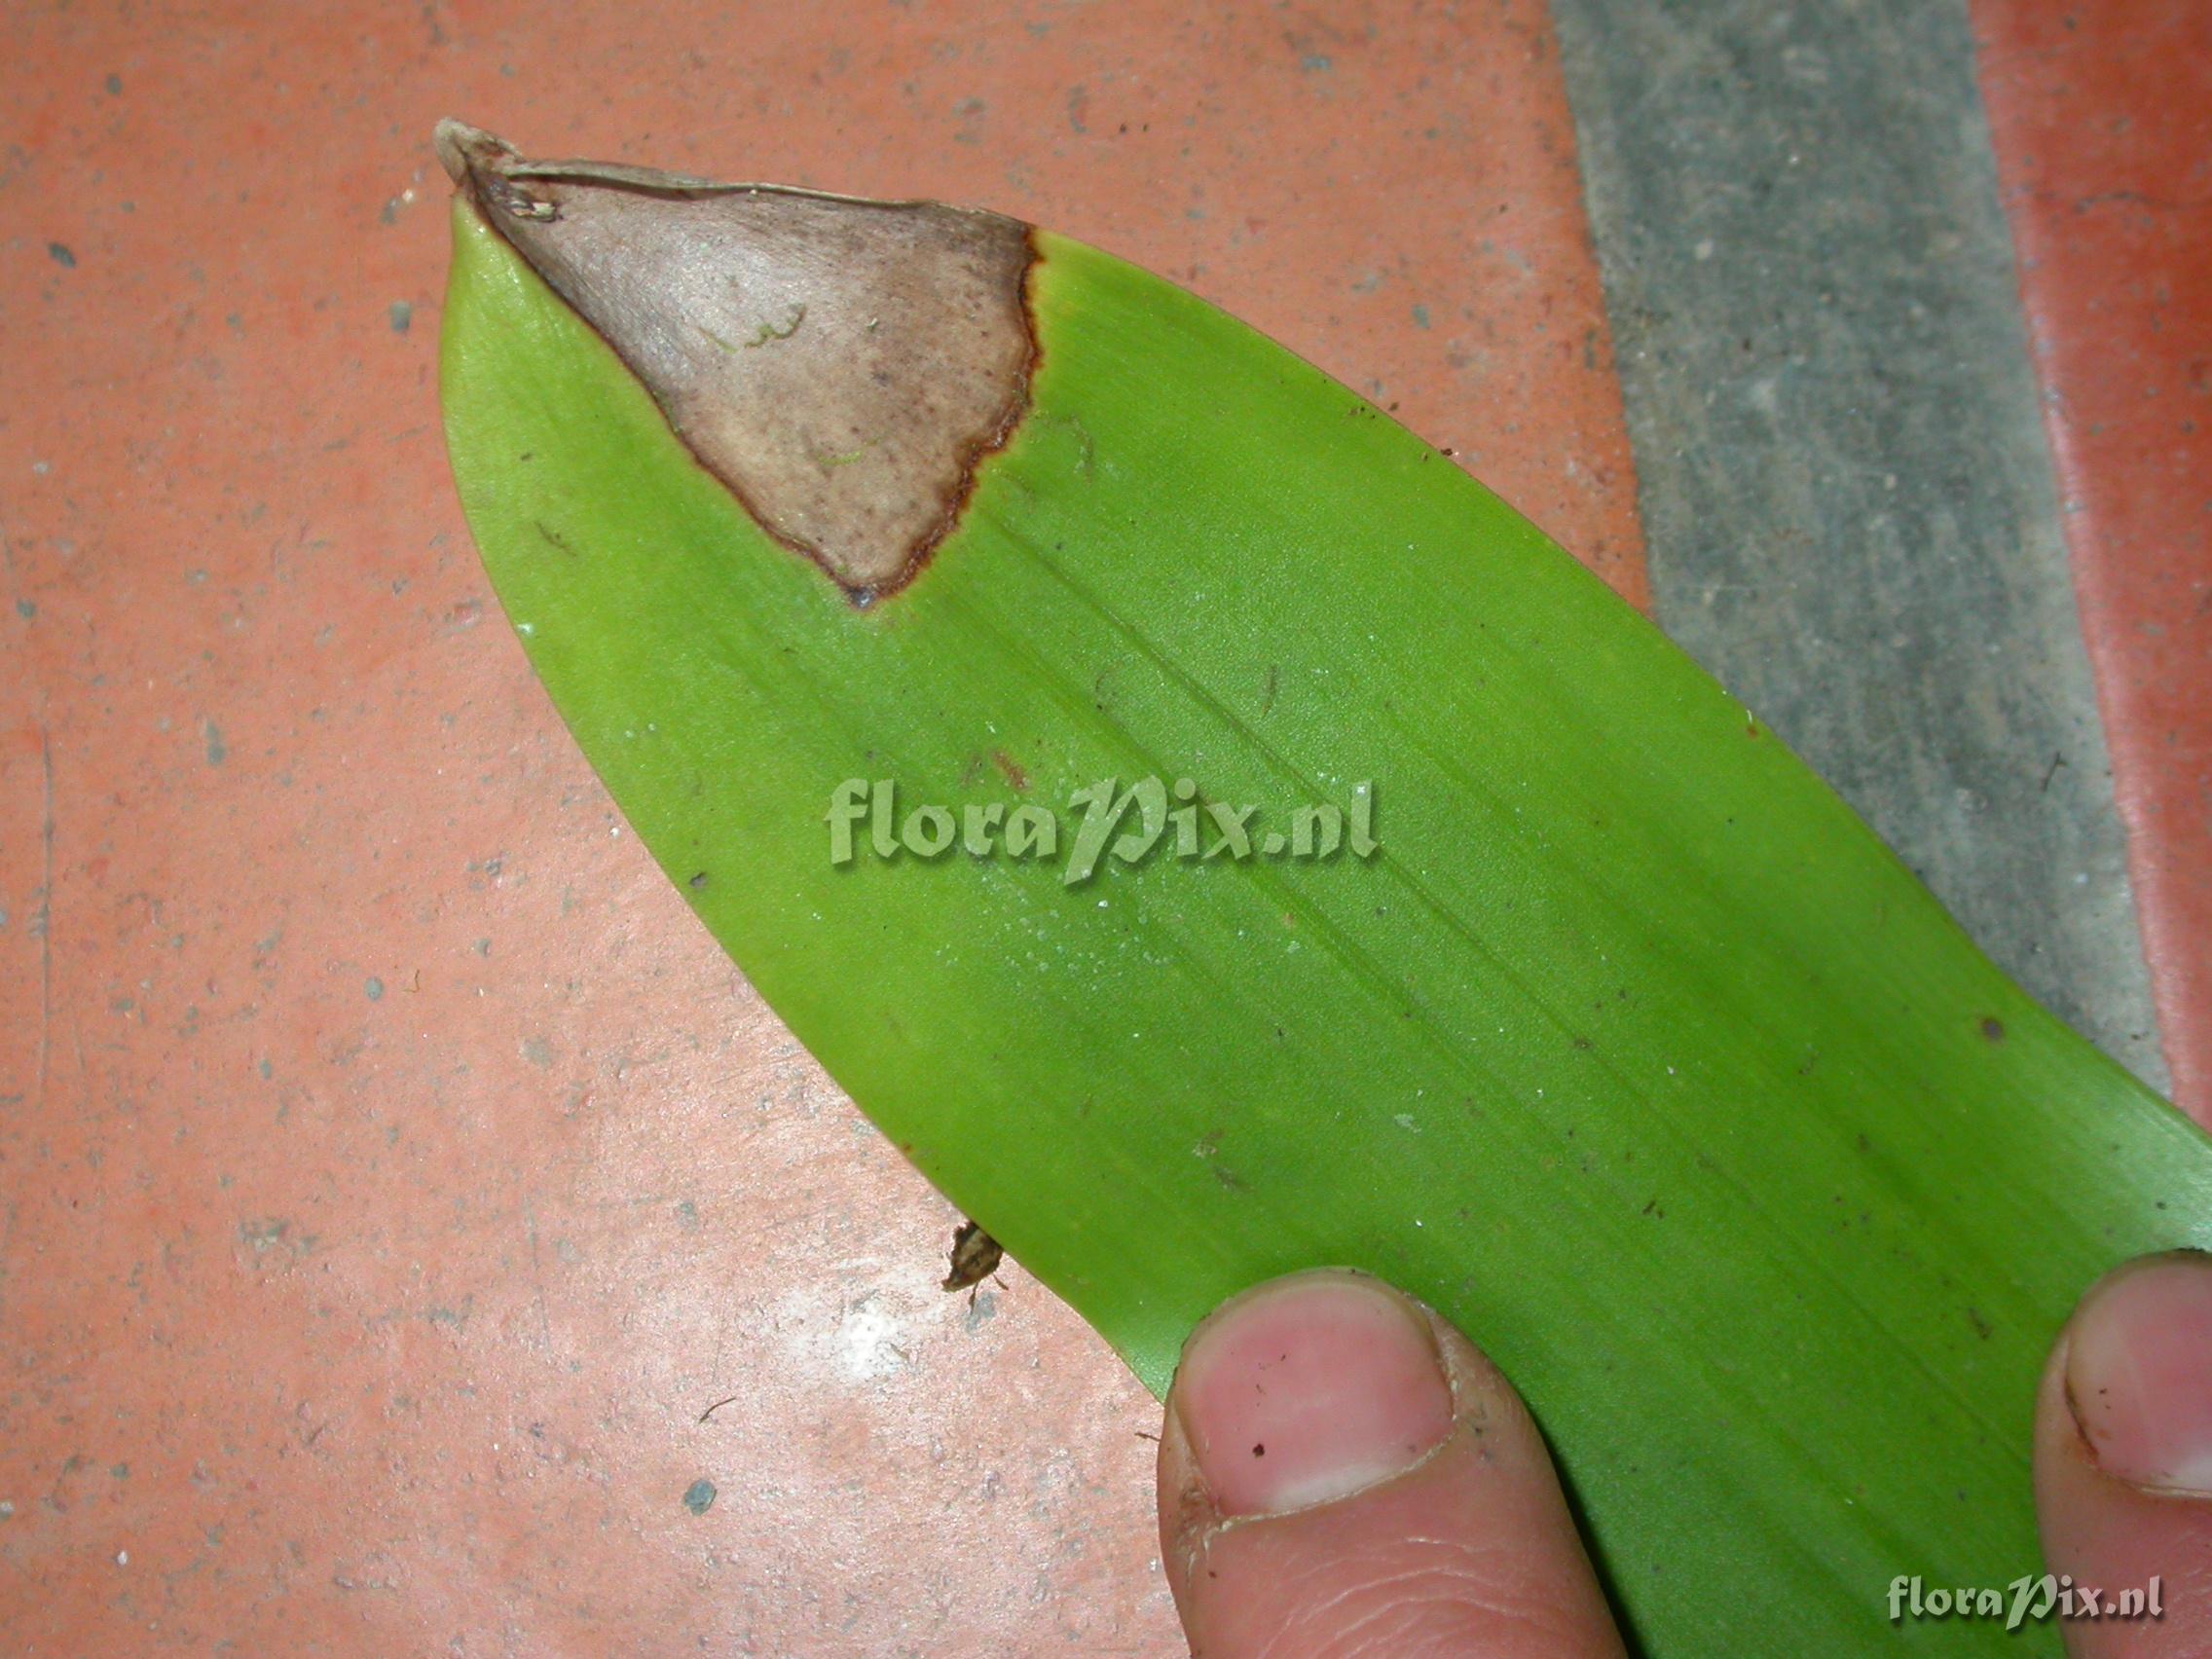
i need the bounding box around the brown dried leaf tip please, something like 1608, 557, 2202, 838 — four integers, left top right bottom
436, 120, 1037, 602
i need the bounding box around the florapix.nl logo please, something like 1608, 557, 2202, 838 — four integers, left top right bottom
827, 776, 1379, 886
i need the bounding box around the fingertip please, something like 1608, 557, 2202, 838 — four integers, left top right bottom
2063, 1251, 2212, 1498
1171, 1269, 1456, 1517
2034, 1253, 2212, 1655
1159, 1271, 1624, 1659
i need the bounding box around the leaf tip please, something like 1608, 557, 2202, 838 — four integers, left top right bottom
433, 122, 1037, 602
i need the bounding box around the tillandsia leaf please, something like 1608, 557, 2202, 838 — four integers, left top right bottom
434, 121, 2212, 1653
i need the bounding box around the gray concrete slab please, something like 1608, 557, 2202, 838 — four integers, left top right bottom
1551, 0, 2165, 1086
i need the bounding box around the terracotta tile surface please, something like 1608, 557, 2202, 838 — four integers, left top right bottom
0, 3, 1640, 1651
1973, 0, 2212, 1123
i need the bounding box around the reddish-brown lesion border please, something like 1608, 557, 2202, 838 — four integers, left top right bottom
842, 231, 1040, 609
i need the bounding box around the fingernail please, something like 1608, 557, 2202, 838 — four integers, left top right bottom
1172, 1269, 1455, 1517
2065, 1251, 2212, 1498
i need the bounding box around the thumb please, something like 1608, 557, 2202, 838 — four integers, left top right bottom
2034, 1251, 2212, 1655
1158, 1269, 1625, 1659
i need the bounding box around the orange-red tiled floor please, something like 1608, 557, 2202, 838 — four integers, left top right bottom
8, 1, 2211, 1652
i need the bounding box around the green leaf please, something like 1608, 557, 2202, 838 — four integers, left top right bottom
438, 144, 2212, 1654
